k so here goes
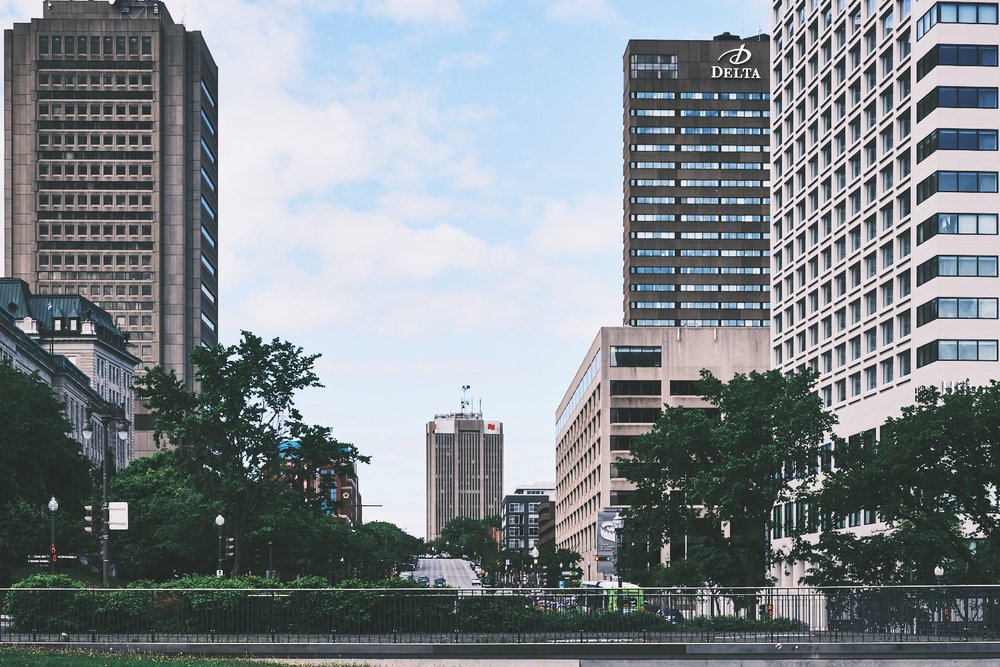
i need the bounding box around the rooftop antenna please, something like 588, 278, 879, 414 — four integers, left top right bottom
461, 385, 471, 413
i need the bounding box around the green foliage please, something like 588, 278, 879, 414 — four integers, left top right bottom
133, 331, 369, 576
619, 369, 837, 588
433, 516, 500, 559
795, 382, 1000, 586
0, 365, 94, 566
4, 573, 85, 632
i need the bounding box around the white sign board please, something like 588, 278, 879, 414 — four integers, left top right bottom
109, 501, 128, 530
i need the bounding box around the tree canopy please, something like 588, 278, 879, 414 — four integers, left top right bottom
619, 369, 836, 588
133, 331, 369, 575
0, 363, 93, 567
794, 382, 1000, 586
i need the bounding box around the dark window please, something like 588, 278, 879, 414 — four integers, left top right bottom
609, 407, 662, 423
916, 297, 998, 325
917, 339, 999, 366
38, 35, 48, 55
669, 380, 702, 396
609, 490, 635, 506
916, 129, 998, 161
141, 36, 152, 55
610, 435, 637, 451
916, 171, 998, 202
610, 380, 661, 396
917, 255, 998, 284
609, 345, 661, 367
917, 212, 999, 243
917, 86, 998, 120
134, 413, 155, 431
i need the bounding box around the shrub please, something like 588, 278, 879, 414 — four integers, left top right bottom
5, 573, 86, 633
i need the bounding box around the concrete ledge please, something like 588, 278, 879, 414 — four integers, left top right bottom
6, 641, 1000, 661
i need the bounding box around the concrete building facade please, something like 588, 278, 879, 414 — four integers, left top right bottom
425, 412, 504, 542
554, 327, 768, 575
624, 35, 772, 328
4, 0, 219, 457
768, 0, 1000, 585
500, 483, 555, 554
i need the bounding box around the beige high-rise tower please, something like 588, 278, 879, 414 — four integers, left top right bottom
425, 411, 503, 542
4, 0, 219, 457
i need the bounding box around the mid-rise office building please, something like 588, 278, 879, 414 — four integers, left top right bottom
624, 35, 772, 328
768, 0, 999, 585
4, 0, 220, 457
554, 327, 768, 576
425, 412, 503, 542
500, 483, 555, 553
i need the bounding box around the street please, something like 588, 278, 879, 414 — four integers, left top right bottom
413, 556, 479, 588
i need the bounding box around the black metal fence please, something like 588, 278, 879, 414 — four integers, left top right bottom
2, 585, 999, 644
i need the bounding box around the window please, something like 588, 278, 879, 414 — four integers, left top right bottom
917, 129, 998, 162
610, 380, 661, 396
610, 435, 637, 451
610, 407, 662, 423
917, 255, 998, 284
917, 2, 998, 40
917, 86, 998, 120
917, 44, 998, 79
916, 171, 998, 203
918, 213, 998, 243
610, 346, 661, 367
917, 297, 998, 324
917, 339, 999, 366
508, 503, 524, 513
631, 54, 679, 79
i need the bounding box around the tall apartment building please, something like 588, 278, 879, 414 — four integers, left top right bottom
624, 35, 772, 328
500, 483, 555, 553
769, 0, 999, 585
5, 0, 220, 457
425, 412, 503, 542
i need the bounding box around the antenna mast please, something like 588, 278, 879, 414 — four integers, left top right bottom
460, 385, 471, 414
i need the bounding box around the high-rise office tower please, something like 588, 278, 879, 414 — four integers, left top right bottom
768, 0, 999, 585
624, 35, 772, 328
425, 411, 503, 542
4, 0, 219, 458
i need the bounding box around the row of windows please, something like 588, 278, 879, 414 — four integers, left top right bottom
630, 214, 769, 223
916, 339, 998, 366
631, 127, 769, 136
630, 284, 770, 292
916, 44, 998, 80
916, 129, 998, 162
632, 144, 770, 153
38, 72, 153, 88
917, 297, 998, 325
631, 178, 768, 188
40, 163, 151, 178
632, 319, 768, 326
916, 212, 998, 243
916, 171, 998, 203
39, 133, 152, 148
38, 223, 152, 237
609, 380, 661, 396
631, 91, 771, 100
38, 35, 153, 57
916, 2, 998, 40
40, 194, 151, 207
39, 102, 152, 119
610, 407, 663, 423
630, 162, 768, 170
916, 255, 998, 284
629, 195, 771, 205
39, 254, 152, 267
916, 86, 998, 121
631, 231, 769, 240
631, 266, 771, 275
632, 249, 769, 257
632, 301, 769, 309
630, 54, 678, 79
609, 346, 661, 367
629, 109, 770, 118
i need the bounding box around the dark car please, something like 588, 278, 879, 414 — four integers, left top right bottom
434, 576, 447, 587
656, 608, 685, 625
417, 576, 430, 586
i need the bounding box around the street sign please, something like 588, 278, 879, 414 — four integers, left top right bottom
109, 502, 128, 530
28, 554, 78, 565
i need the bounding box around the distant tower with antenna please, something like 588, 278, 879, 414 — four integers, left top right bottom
425, 386, 503, 541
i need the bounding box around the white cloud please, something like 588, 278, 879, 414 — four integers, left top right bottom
366, 0, 468, 25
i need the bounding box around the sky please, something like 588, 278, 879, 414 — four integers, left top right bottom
1, 0, 770, 539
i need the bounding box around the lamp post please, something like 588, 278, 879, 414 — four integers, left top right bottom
215, 514, 225, 577
48, 496, 59, 574
82, 413, 127, 587
529, 546, 540, 588
612, 512, 625, 605
934, 564, 945, 636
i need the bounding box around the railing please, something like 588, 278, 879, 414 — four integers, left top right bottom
2, 585, 999, 644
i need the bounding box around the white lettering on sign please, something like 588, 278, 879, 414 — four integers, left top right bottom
711, 43, 761, 79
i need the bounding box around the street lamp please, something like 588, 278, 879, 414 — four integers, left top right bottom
48, 496, 58, 574
82, 411, 129, 587
934, 564, 945, 636
612, 512, 625, 602
530, 546, 540, 588
215, 514, 225, 577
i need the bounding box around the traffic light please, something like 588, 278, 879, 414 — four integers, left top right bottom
84, 504, 98, 534
50, 545, 57, 563
225, 537, 236, 558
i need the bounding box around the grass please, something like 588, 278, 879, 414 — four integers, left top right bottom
0, 648, 367, 666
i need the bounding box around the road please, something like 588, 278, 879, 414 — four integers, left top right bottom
413, 557, 479, 588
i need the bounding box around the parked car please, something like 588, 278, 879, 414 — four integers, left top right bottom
417, 576, 430, 586
434, 577, 447, 587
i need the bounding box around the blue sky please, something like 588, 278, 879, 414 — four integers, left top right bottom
2, 0, 770, 538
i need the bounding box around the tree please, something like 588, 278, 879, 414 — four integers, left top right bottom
794, 382, 1000, 586
535, 546, 582, 587
619, 369, 836, 588
0, 364, 93, 566
434, 516, 500, 560
134, 331, 369, 575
